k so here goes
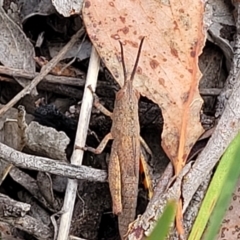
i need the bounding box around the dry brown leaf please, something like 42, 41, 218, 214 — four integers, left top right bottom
83, 0, 205, 176
83, 1, 206, 235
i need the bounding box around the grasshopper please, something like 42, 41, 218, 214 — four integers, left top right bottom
84, 38, 153, 239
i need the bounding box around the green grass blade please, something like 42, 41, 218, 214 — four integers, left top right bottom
202, 137, 240, 240
188, 133, 240, 240
148, 200, 177, 240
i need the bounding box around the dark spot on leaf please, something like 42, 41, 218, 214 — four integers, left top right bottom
111, 34, 120, 40
158, 78, 165, 86
150, 59, 159, 69
137, 67, 142, 74
173, 20, 178, 30
119, 26, 129, 34
98, 21, 102, 25
229, 205, 233, 210
125, 40, 138, 48
221, 228, 226, 237
171, 47, 178, 58
163, 58, 167, 62
181, 92, 189, 103
85, 1, 91, 8
113, 18, 117, 22
188, 68, 193, 74
180, 74, 184, 78
93, 23, 97, 28
109, 1, 114, 7
119, 16, 125, 23
179, 8, 184, 13
91, 35, 98, 41
190, 51, 196, 57
133, 30, 137, 35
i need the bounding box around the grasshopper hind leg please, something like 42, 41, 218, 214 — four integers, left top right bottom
108, 147, 122, 215
140, 150, 154, 199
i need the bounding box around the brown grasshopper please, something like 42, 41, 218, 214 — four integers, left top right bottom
84, 38, 153, 239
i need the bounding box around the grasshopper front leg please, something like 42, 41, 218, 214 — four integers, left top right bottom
88, 85, 112, 118
77, 86, 113, 152
83, 132, 113, 154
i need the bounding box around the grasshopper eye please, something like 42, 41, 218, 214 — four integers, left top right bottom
136, 91, 140, 99
115, 90, 125, 100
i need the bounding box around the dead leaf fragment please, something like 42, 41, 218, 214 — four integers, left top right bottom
52, 0, 83, 17
34, 56, 81, 77
0, 6, 37, 95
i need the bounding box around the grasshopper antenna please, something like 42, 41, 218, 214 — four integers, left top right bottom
119, 37, 145, 83
119, 41, 127, 83
130, 37, 145, 81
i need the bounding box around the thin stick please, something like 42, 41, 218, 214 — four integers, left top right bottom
0, 65, 85, 86
0, 65, 221, 96
0, 27, 85, 117
57, 47, 100, 240
0, 142, 106, 182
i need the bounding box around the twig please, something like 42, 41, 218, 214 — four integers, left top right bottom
0, 193, 30, 217
0, 27, 85, 117
182, 69, 240, 210
151, 162, 173, 202
0, 142, 107, 182
215, 1, 240, 117
38, 82, 83, 99
182, 1, 240, 210
10, 167, 61, 212
57, 47, 100, 240
69, 236, 87, 240
199, 88, 221, 96
0, 65, 85, 87
0, 215, 52, 240
0, 65, 222, 96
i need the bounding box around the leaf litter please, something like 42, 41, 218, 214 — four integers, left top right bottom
0, 0, 239, 239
